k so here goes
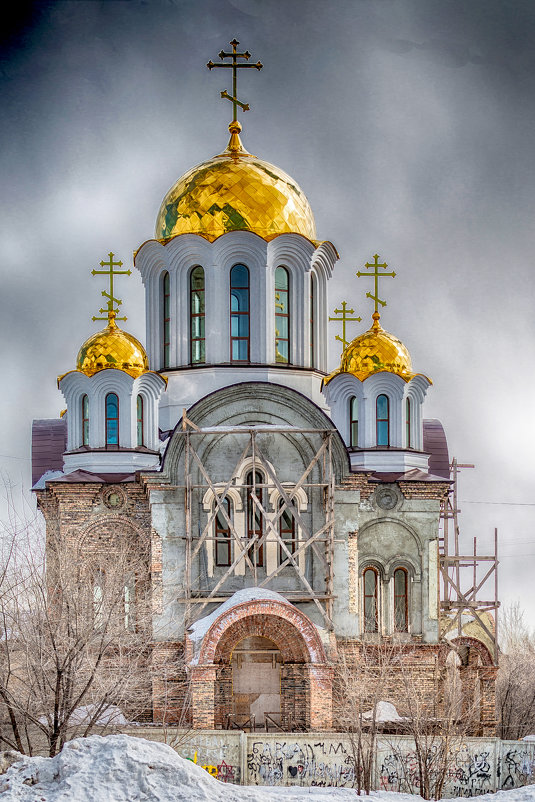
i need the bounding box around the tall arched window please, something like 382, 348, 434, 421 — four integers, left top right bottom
310, 273, 316, 368
215, 497, 232, 567
230, 264, 249, 362
190, 266, 205, 364
162, 271, 170, 369
406, 398, 411, 448
105, 393, 119, 446
82, 394, 89, 446
275, 266, 290, 363
349, 396, 359, 447
376, 394, 389, 446
394, 568, 408, 632
363, 567, 379, 633
246, 470, 264, 567
279, 499, 296, 564
136, 395, 144, 447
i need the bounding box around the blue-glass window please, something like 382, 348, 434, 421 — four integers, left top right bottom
275, 267, 290, 364
406, 398, 411, 448
136, 395, 144, 447
310, 273, 316, 368
230, 264, 250, 362
349, 396, 359, 447
105, 393, 119, 446
376, 394, 389, 446
190, 266, 205, 364
82, 394, 89, 446
162, 272, 170, 369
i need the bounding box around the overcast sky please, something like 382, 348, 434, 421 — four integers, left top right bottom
1, 0, 534, 627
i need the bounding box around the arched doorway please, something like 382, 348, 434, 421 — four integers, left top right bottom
231, 635, 282, 729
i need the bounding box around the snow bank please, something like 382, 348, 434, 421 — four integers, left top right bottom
1, 734, 535, 802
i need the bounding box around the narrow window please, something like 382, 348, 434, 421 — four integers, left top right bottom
136, 395, 144, 447
310, 273, 316, 368
363, 567, 378, 633
215, 497, 232, 567
349, 396, 359, 447
394, 568, 408, 632
82, 394, 89, 446
124, 572, 135, 632
162, 271, 170, 369
279, 499, 296, 564
275, 267, 290, 364
406, 398, 411, 448
246, 470, 264, 567
105, 393, 119, 446
376, 394, 389, 446
190, 266, 205, 364
93, 569, 105, 630
230, 264, 249, 362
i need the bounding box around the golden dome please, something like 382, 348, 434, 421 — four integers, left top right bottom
76, 313, 149, 379
325, 313, 420, 385
155, 123, 316, 243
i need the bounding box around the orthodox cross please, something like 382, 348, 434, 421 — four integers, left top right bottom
356, 253, 396, 313
91, 252, 131, 324
207, 39, 263, 123
329, 301, 361, 348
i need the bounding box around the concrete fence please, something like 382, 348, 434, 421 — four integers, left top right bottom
124, 727, 535, 797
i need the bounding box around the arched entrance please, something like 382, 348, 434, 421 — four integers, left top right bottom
188, 597, 333, 731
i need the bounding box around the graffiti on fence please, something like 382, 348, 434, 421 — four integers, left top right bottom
186, 751, 239, 783
498, 746, 535, 790
247, 740, 356, 786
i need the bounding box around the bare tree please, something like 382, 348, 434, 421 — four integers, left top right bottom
0, 519, 152, 756
496, 602, 535, 740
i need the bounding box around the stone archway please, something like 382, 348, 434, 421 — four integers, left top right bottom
189, 598, 333, 731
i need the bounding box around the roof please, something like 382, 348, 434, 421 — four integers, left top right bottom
32, 419, 67, 487
423, 418, 450, 479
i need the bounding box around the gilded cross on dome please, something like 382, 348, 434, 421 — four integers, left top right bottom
207, 39, 263, 124
91, 252, 132, 325
356, 253, 396, 316
329, 301, 362, 349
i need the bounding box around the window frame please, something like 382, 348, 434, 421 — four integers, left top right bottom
190, 265, 205, 365
394, 567, 409, 632
274, 266, 290, 364
278, 498, 297, 565
136, 395, 144, 447
105, 393, 119, 446
162, 271, 170, 369
81, 394, 89, 446
406, 397, 411, 448
246, 470, 264, 567
349, 396, 359, 447
310, 273, 316, 368
363, 566, 379, 633
376, 394, 390, 447
230, 264, 250, 363
215, 497, 232, 568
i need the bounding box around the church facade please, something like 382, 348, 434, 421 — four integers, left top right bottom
32, 46, 497, 736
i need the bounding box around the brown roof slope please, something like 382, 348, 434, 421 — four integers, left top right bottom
423, 419, 450, 479
32, 418, 67, 486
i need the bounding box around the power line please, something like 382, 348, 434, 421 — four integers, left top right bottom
460, 500, 535, 507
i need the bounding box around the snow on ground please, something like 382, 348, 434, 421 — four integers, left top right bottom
0, 735, 534, 802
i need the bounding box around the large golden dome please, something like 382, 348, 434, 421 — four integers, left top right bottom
325, 313, 422, 385
76, 313, 149, 379
155, 123, 316, 243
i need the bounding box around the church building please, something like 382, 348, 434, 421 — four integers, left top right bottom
31, 41, 497, 736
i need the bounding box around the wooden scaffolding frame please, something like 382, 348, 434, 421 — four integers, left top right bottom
178, 413, 336, 631
439, 458, 499, 664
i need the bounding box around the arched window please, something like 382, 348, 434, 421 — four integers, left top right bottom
105, 393, 119, 446
363, 567, 379, 633
279, 499, 296, 564
310, 273, 316, 368
230, 264, 249, 362
215, 497, 232, 567
136, 395, 144, 447
275, 266, 290, 363
376, 394, 389, 447
162, 271, 170, 369
349, 396, 359, 447
246, 470, 264, 567
406, 398, 411, 448
82, 394, 89, 446
93, 569, 105, 630
124, 572, 135, 632
190, 266, 205, 364
394, 568, 408, 632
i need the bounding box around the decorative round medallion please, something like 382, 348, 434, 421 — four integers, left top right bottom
375, 487, 398, 511
102, 486, 127, 511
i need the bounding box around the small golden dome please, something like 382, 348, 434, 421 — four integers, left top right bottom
76, 313, 149, 379
325, 313, 419, 385
155, 122, 316, 243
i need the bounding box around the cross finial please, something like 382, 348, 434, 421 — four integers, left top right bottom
329, 301, 362, 349
90, 252, 132, 326
356, 253, 396, 318
207, 39, 263, 126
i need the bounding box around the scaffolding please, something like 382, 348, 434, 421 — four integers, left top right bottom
439, 458, 499, 664
178, 412, 337, 631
